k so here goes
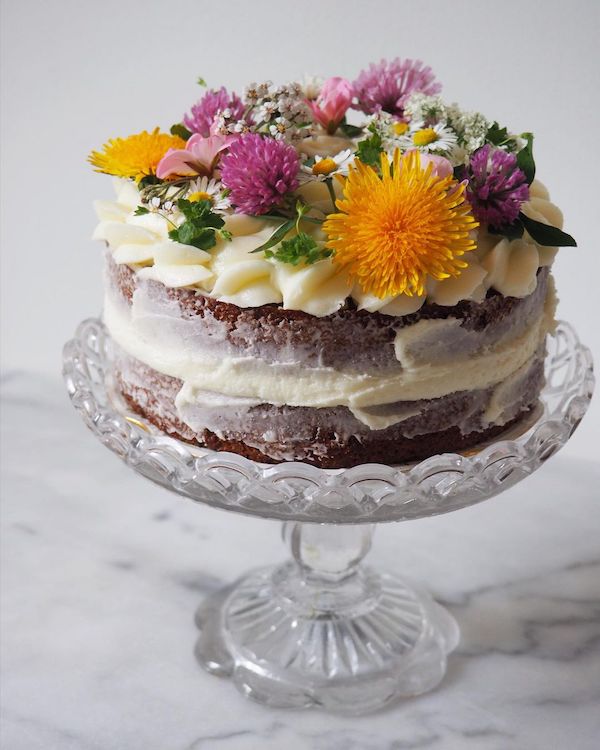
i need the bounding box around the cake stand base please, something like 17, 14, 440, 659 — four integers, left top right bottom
194, 523, 459, 713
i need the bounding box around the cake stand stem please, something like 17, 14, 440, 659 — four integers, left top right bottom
195, 521, 460, 713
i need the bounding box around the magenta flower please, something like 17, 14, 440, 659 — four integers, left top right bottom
220, 133, 300, 215
308, 76, 353, 134
352, 58, 441, 116
156, 134, 233, 179
465, 145, 529, 228
183, 87, 245, 137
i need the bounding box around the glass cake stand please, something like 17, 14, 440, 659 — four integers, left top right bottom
63, 319, 594, 714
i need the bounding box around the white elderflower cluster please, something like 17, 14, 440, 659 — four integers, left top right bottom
404, 93, 449, 125
244, 81, 312, 143
446, 104, 489, 153
212, 106, 252, 136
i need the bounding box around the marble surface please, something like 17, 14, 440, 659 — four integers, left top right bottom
1, 371, 599, 750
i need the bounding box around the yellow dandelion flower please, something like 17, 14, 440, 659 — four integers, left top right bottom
88, 128, 185, 182
323, 150, 479, 298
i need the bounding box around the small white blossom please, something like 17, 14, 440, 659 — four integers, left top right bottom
231, 119, 251, 134
257, 101, 278, 122
269, 116, 292, 138
300, 74, 323, 101
404, 93, 448, 126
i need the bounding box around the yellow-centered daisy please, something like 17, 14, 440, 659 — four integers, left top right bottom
323, 149, 478, 298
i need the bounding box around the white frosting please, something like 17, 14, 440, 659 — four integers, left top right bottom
94, 178, 563, 318
104, 284, 553, 426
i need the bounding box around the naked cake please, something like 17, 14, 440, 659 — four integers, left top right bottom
89, 59, 575, 468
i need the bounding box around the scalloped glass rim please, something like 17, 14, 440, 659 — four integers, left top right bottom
63, 319, 594, 524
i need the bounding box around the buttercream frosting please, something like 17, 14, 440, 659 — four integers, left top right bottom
93, 177, 562, 318
103, 279, 555, 429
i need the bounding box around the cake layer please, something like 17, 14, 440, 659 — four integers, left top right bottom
105, 256, 553, 423
114, 347, 544, 467
108, 253, 551, 373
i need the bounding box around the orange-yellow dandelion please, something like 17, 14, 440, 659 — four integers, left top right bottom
88, 128, 185, 182
323, 149, 479, 298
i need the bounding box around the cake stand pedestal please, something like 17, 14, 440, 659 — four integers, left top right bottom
63, 319, 593, 714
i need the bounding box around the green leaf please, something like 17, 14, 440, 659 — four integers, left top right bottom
355, 132, 383, 167
176, 199, 224, 229
138, 174, 162, 189
516, 132, 535, 184
488, 219, 524, 239
265, 232, 333, 266
134, 205, 149, 216
486, 121, 510, 146
519, 213, 577, 247
250, 218, 296, 253
197, 76, 207, 87
167, 198, 225, 251
339, 119, 363, 138
170, 123, 192, 141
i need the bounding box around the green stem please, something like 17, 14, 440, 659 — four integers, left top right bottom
325, 178, 338, 213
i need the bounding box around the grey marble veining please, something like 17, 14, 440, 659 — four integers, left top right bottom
1, 371, 599, 750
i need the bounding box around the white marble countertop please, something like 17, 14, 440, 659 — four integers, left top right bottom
1, 371, 599, 750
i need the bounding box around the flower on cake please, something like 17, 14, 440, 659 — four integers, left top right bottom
187, 176, 231, 213
352, 58, 441, 117
156, 134, 233, 179
241, 81, 312, 144
184, 87, 245, 137
88, 129, 186, 182
400, 122, 458, 154
406, 151, 454, 178
463, 144, 529, 229
323, 149, 478, 298
220, 133, 300, 215
300, 74, 323, 102
307, 77, 353, 135
300, 149, 354, 181
89, 59, 577, 262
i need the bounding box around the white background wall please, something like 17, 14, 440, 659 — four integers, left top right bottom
1, 0, 599, 458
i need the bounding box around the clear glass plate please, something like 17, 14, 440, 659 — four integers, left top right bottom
63, 319, 594, 713
64, 319, 594, 524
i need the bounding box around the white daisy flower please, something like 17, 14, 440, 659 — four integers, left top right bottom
186, 177, 231, 213
299, 149, 354, 182
399, 121, 458, 154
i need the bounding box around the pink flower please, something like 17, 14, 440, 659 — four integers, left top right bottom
308, 77, 353, 135
353, 58, 441, 117
220, 133, 300, 215
407, 150, 453, 178
184, 87, 245, 137
156, 134, 234, 179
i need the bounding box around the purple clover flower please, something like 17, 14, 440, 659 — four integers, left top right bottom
183, 87, 245, 137
465, 145, 529, 228
220, 133, 300, 215
352, 58, 441, 116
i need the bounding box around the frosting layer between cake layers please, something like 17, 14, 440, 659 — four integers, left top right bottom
104, 255, 555, 466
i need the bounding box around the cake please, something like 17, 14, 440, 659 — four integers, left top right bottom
89, 59, 575, 468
